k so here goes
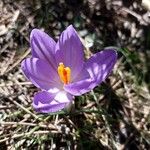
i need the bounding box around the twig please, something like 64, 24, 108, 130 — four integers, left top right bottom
0, 121, 57, 130
0, 130, 57, 143
0, 82, 32, 87
0, 105, 14, 109
7, 97, 41, 121
121, 7, 149, 25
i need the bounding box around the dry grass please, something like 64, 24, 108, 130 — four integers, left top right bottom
0, 0, 150, 149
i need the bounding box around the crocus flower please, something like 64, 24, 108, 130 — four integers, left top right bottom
21, 25, 117, 113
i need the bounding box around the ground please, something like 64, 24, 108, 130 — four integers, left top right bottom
0, 0, 150, 149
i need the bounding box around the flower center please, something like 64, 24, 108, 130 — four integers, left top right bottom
57, 62, 71, 84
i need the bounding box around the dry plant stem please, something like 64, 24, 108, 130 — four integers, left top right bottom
50, 138, 54, 150
63, 116, 77, 130
121, 7, 148, 25
0, 105, 14, 109
118, 70, 135, 125
8, 101, 58, 130
54, 114, 59, 125
112, 80, 122, 90
7, 97, 41, 121
0, 51, 16, 75
116, 71, 150, 148
0, 130, 57, 143
0, 121, 57, 130
91, 90, 119, 150
5, 48, 30, 74
0, 44, 9, 55
0, 81, 32, 87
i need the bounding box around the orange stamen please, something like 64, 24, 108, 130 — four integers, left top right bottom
57, 63, 71, 84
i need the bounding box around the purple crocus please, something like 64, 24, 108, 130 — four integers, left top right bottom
21, 25, 117, 113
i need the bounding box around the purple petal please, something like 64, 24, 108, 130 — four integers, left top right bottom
21, 57, 62, 90
33, 91, 73, 113
73, 66, 90, 82
30, 29, 57, 69
64, 78, 95, 96
55, 25, 84, 81
64, 49, 117, 96
85, 49, 117, 82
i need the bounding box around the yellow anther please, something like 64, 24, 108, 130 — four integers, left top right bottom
57, 63, 71, 84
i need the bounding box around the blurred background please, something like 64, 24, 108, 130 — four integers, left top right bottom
0, 0, 150, 149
